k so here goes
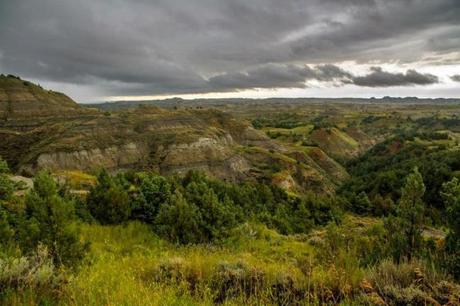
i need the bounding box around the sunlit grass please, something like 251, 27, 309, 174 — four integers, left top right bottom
64, 222, 319, 305
4, 216, 459, 305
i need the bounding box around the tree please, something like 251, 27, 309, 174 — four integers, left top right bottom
441, 177, 460, 238
0, 157, 16, 251
154, 173, 240, 244
155, 190, 201, 244
385, 168, 425, 261
292, 199, 314, 233
354, 191, 372, 215
184, 181, 237, 242
0, 156, 9, 174
0, 207, 13, 247
440, 177, 460, 279
372, 194, 394, 216
132, 174, 171, 223
0, 157, 13, 201
21, 171, 88, 267
87, 169, 131, 224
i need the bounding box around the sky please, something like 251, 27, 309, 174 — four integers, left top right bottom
0, 0, 459, 103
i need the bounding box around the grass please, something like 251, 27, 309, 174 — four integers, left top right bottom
3, 217, 460, 305
55, 170, 96, 189
65, 222, 315, 305
262, 125, 314, 135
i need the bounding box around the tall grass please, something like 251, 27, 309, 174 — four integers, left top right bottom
4, 218, 460, 305
64, 222, 319, 305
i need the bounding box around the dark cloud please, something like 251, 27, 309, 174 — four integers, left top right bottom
451, 75, 460, 82
314, 65, 353, 82
206, 65, 436, 91
208, 64, 351, 91
0, 0, 458, 99
209, 65, 312, 90
352, 67, 439, 87
291, 1, 460, 63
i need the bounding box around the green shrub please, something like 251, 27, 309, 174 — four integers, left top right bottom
20, 171, 88, 267
0, 157, 9, 174
87, 169, 131, 224
342, 133, 459, 220
441, 177, 460, 279
353, 191, 373, 215
155, 177, 238, 244
384, 168, 425, 262
0, 208, 13, 247
211, 261, 265, 303
155, 191, 201, 244
0, 157, 13, 201
312, 215, 391, 269
365, 259, 459, 305
0, 246, 68, 303
188, 182, 238, 239
0, 176, 14, 202
132, 174, 171, 223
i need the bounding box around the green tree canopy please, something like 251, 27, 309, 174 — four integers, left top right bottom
155, 190, 201, 244
22, 171, 88, 267
385, 167, 425, 261
132, 174, 171, 223
87, 169, 131, 224
0, 157, 14, 201
441, 177, 460, 279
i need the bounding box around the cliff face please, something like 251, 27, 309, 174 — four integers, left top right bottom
32, 142, 149, 172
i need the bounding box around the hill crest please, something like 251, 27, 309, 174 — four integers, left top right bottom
0, 74, 84, 119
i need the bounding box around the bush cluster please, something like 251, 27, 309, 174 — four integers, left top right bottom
341, 132, 460, 221
0, 158, 89, 302
0, 169, 88, 268
85, 170, 342, 244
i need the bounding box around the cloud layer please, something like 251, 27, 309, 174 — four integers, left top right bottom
208, 65, 439, 91
208, 64, 352, 91
0, 0, 459, 100
352, 67, 439, 87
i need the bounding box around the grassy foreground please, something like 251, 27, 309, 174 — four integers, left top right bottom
70, 221, 314, 305
6, 215, 459, 305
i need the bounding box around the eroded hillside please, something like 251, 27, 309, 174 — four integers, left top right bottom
0, 76, 353, 194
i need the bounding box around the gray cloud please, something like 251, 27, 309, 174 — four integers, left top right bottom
451, 75, 460, 82
208, 64, 352, 91
207, 65, 438, 91
352, 67, 439, 87
209, 65, 312, 90
0, 0, 458, 99
314, 65, 353, 82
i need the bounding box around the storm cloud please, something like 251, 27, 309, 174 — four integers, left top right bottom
208, 64, 352, 91
352, 67, 439, 87
0, 0, 459, 100
207, 65, 438, 90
